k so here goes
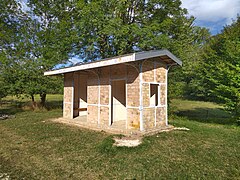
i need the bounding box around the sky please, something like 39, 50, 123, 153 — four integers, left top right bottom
181, 0, 240, 35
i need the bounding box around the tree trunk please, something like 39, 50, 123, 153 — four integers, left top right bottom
40, 93, 46, 107
31, 94, 37, 109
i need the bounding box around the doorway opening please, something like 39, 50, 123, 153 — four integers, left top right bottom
79, 75, 87, 118
73, 74, 87, 121
111, 80, 126, 127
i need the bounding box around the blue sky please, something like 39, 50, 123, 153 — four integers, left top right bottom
181, 0, 240, 35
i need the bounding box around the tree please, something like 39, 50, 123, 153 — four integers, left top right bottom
28, 0, 210, 99
2, 58, 63, 107
168, 26, 210, 99
0, 0, 24, 100
0, 0, 22, 50
72, 0, 209, 61
19, 0, 209, 99
201, 16, 240, 117
72, 0, 210, 102
1, 0, 210, 108
28, 0, 208, 60
0, 76, 7, 100
0, 1, 66, 107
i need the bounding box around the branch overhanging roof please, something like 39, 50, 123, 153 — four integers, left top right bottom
44, 49, 182, 76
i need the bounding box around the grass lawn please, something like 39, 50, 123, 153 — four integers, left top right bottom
170, 99, 234, 125
0, 95, 239, 179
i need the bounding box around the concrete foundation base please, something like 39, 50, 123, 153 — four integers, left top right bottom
50, 117, 174, 136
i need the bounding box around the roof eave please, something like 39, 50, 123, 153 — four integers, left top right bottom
135, 49, 182, 66
44, 49, 182, 76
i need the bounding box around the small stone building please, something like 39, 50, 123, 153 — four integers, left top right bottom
45, 50, 182, 132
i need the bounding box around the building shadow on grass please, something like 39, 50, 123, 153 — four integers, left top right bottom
174, 107, 235, 125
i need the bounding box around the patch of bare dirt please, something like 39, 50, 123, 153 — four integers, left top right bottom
113, 136, 142, 147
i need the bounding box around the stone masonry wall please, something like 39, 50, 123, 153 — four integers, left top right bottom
126, 64, 140, 129
85, 63, 140, 129
99, 67, 110, 126
87, 71, 99, 124
63, 58, 167, 131
63, 73, 73, 119
142, 59, 167, 129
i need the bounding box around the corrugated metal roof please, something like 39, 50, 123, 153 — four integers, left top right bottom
44, 49, 182, 76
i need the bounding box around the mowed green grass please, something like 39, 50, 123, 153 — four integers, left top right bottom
171, 99, 233, 125
1, 94, 63, 111
0, 95, 239, 179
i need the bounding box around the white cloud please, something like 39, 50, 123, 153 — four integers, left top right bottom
181, 0, 240, 24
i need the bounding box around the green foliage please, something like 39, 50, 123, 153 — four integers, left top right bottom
2, 60, 63, 96
0, 0, 214, 109
0, 0, 24, 99
0, 1, 66, 105
27, 0, 210, 103
0, 76, 7, 99
201, 17, 240, 117
168, 26, 210, 99
28, 0, 209, 61
0, 0, 22, 49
